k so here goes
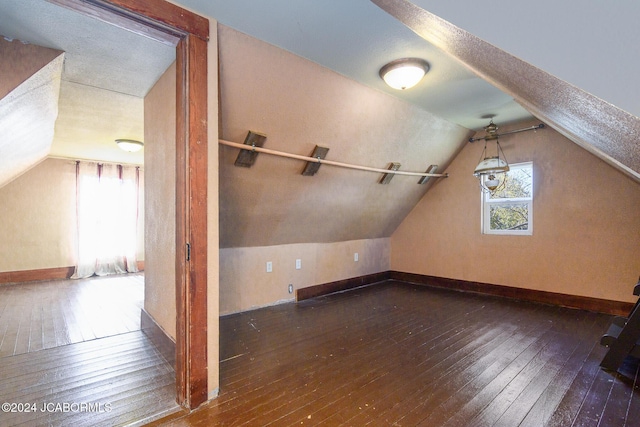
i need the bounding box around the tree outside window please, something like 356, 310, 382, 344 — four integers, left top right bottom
482, 162, 533, 235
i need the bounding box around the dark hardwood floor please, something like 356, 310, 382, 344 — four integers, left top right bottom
0, 274, 178, 426
155, 280, 639, 427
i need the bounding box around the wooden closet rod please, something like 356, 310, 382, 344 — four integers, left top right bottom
218, 139, 448, 178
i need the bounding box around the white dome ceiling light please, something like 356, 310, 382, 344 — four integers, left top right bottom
116, 139, 144, 152
379, 58, 430, 90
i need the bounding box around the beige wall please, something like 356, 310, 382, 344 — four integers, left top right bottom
220, 238, 390, 314
218, 25, 470, 249
142, 16, 221, 400
0, 44, 63, 188
144, 61, 177, 339
0, 157, 144, 273
215, 25, 464, 318
0, 158, 76, 271
391, 119, 640, 303
0, 37, 62, 99
142, 20, 222, 399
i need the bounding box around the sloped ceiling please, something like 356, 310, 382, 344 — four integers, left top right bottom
218, 26, 471, 248
180, 0, 640, 171
49, 80, 144, 165
371, 0, 640, 182
409, 0, 640, 120
0, 37, 61, 99
1, 1, 637, 249
178, 0, 533, 130
182, 0, 639, 250
0, 0, 175, 172
0, 38, 63, 187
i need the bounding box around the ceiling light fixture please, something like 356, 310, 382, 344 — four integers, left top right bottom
473, 120, 509, 193
116, 139, 144, 152
379, 58, 430, 90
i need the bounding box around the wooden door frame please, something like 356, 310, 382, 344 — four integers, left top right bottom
49, 0, 210, 409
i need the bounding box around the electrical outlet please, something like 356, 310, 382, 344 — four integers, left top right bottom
266, 261, 273, 273
354, 252, 359, 262
288, 284, 294, 294
295, 259, 302, 270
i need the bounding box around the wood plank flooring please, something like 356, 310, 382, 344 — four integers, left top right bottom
155, 280, 640, 427
0, 331, 178, 426
0, 274, 179, 426
0, 274, 144, 357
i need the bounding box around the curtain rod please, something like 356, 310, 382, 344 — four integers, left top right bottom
468, 123, 545, 143
218, 139, 448, 178
47, 155, 144, 168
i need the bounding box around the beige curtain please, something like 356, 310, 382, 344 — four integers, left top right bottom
72, 161, 140, 279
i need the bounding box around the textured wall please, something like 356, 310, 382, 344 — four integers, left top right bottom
0, 157, 145, 273
218, 25, 471, 248
144, 62, 176, 339
219, 238, 390, 314
391, 119, 640, 303
0, 159, 76, 272
0, 37, 62, 99
216, 25, 467, 316
142, 24, 221, 399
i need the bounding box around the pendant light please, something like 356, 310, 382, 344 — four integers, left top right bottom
473, 121, 509, 193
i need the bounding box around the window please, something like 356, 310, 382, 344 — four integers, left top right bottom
482, 162, 533, 235
73, 162, 141, 278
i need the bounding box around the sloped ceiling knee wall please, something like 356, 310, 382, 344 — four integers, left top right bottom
218, 25, 472, 248
0, 38, 63, 188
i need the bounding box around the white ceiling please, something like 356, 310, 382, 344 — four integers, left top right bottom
0, 0, 174, 97
0, 0, 175, 167
178, 0, 532, 130
410, 0, 640, 120
0, 0, 637, 167
178, 0, 639, 125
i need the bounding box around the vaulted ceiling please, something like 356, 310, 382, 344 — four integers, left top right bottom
371, 0, 640, 183
1, 1, 637, 172
1, 0, 638, 247
217, 25, 472, 247
0, 0, 175, 185
184, 0, 640, 183
0, 38, 63, 187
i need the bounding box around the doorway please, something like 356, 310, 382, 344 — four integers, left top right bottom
53, 0, 210, 409
0, 0, 211, 415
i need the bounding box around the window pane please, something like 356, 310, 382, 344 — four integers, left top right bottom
490, 166, 532, 199
489, 203, 529, 231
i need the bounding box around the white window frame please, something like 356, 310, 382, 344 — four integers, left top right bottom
481, 161, 533, 236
